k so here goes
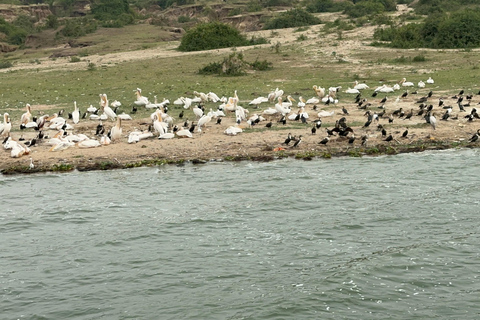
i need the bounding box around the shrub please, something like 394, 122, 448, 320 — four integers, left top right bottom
305, 0, 352, 13
70, 56, 81, 62
60, 18, 97, 38
177, 15, 190, 23
344, 1, 385, 18
0, 60, 13, 69
179, 22, 251, 51
198, 52, 272, 76
263, 8, 321, 30
91, 0, 134, 27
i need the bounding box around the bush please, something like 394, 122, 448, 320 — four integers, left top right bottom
373, 9, 480, 49
179, 22, 251, 51
263, 8, 321, 30
0, 17, 27, 45
305, 0, 352, 13
198, 52, 272, 76
0, 60, 13, 69
60, 18, 97, 37
344, 1, 385, 18
91, 0, 134, 27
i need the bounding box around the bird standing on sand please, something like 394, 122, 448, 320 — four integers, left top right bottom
292, 135, 303, 148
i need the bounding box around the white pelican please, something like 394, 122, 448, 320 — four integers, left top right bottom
100, 135, 111, 145
297, 96, 306, 108
87, 105, 97, 113
418, 80, 425, 88
193, 91, 208, 102
429, 112, 437, 130
6, 139, 30, 158
268, 87, 284, 102
175, 128, 193, 138
345, 87, 361, 94
159, 132, 175, 139
400, 78, 414, 87
72, 101, 80, 124
110, 100, 122, 108
354, 81, 369, 90
197, 114, 212, 132
317, 110, 335, 117
224, 125, 243, 136
262, 107, 278, 116
249, 96, 269, 108
118, 113, 132, 120
153, 114, 168, 136
207, 92, 221, 102
313, 85, 325, 98
134, 88, 149, 107
20, 104, 32, 129
128, 130, 154, 143
275, 97, 292, 116
193, 105, 204, 119
0, 113, 12, 137
305, 97, 320, 104
78, 139, 101, 148
110, 117, 122, 141
101, 94, 117, 120
426, 77, 434, 84
376, 84, 395, 93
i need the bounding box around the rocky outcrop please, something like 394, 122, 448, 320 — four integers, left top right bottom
0, 4, 52, 23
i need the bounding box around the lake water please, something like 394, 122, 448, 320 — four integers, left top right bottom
1, 149, 479, 319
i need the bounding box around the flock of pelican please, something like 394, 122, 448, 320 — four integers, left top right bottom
1, 77, 479, 165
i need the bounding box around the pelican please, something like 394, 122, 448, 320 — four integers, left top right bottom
376, 84, 394, 93
118, 113, 132, 120
152, 113, 168, 136
317, 110, 335, 117
345, 87, 361, 94
418, 80, 426, 88
0, 113, 12, 137
158, 132, 175, 139
313, 85, 325, 98
193, 91, 209, 103
426, 77, 435, 84
400, 78, 414, 87
128, 130, 154, 143
72, 101, 80, 124
77, 139, 101, 148
268, 87, 284, 102
110, 117, 123, 141
193, 105, 204, 119
224, 125, 243, 136
175, 128, 193, 138
428, 112, 437, 130
87, 105, 98, 113
207, 92, 221, 102
249, 96, 269, 108
297, 97, 306, 108
100, 135, 111, 145
197, 114, 212, 132
20, 104, 32, 129
134, 88, 149, 106
101, 94, 117, 120
305, 97, 320, 105
353, 81, 369, 90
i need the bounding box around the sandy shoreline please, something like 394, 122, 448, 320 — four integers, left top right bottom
2, 94, 479, 175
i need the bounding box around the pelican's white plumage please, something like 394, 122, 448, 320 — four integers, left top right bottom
118, 113, 132, 120
426, 77, 434, 84
353, 81, 369, 90
159, 132, 175, 139
418, 80, 426, 88
305, 97, 320, 105
400, 78, 414, 87
345, 87, 361, 94
134, 88, 149, 106
78, 139, 101, 148
197, 114, 212, 132
175, 129, 193, 138
72, 101, 80, 124
313, 85, 325, 98
224, 125, 243, 136
110, 117, 122, 141
317, 110, 335, 117
0, 113, 12, 137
